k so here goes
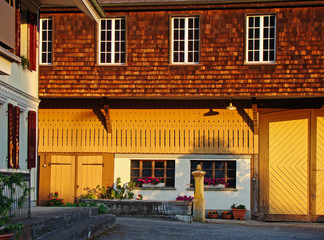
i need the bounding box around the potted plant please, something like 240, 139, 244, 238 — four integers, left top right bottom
204, 178, 229, 189
137, 177, 165, 188
0, 173, 30, 239
230, 203, 247, 220
207, 210, 219, 219
220, 211, 233, 219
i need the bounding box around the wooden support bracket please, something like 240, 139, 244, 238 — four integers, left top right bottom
104, 104, 112, 133
252, 103, 258, 135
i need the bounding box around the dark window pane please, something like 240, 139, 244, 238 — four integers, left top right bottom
248, 40, 253, 50
270, 28, 275, 38
227, 170, 236, 178
121, 42, 125, 51
205, 171, 213, 178
143, 161, 152, 168
48, 19, 52, 29
42, 42, 47, 51
101, 31, 105, 41
194, 17, 199, 27
254, 51, 259, 61
174, 53, 178, 62
203, 161, 212, 169
42, 20, 47, 29
121, 53, 125, 63
115, 31, 120, 40
270, 16, 275, 26
248, 29, 254, 38
42, 31, 47, 41
194, 29, 199, 39
194, 41, 199, 51
215, 170, 225, 178
155, 169, 164, 177
121, 19, 125, 29
189, 18, 193, 28
115, 19, 120, 29
264, 28, 269, 38
227, 161, 236, 169
191, 161, 200, 169
155, 161, 164, 168
167, 161, 175, 168
255, 28, 260, 38
270, 39, 275, 49
188, 30, 193, 40
174, 41, 178, 51
42, 53, 46, 62
131, 169, 139, 177
215, 162, 225, 169
194, 52, 199, 62
107, 42, 111, 51
180, 41, 185, 51
255, 17, 260, 27
249, 17, 254, 27
270, 51, 275, 61
264, 16, 269, 27
264, 40, 269, 49
180, 52, 185, 62
174, 30, 179, 40
180, 18, 185, 28
174, 18, 178, 28
188, 52, 193, 62
263, 51, 269, 61
107, 20, 112, 29
227, 179, 236, 188
100, 53, 105, 63
101, 42, 106, 52
101, 20, 106, 29
180, 30, 185, 40
107, 31, 111, 41
142, 169, 152, 176
121, 31, 125, 41
188, 41, 193, 51
106, 53, 111, 63
48, 53, 52, 63
255, 40, 260, 50
48, 42, 52, 51
115, 53, 120, 63
131, 160, 139, 168
166, 169, 175, 177
248, 51, 253, 61
115, 42, 120, 51
166, 178, 174, 187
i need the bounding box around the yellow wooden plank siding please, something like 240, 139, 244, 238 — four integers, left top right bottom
316, 117, 324, 215
50, 155, 76, 204
39, 108, 254, 154
268, 119, 308, 215
76, 156, 103, 198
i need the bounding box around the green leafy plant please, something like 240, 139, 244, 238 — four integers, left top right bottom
48, 192, 65, 206
110, 177, 136, 200
230, 203, 246, 209
0, 173, 31, 237
98, 204, 108, 214
19, 56, 31, 70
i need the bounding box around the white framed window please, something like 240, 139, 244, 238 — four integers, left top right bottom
39, 18, 52, 65
246, 15, 276, 63
99, 18, 126, 65
171, 16, 200, 64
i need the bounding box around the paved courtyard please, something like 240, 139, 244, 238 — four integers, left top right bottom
92, 217, 324, 240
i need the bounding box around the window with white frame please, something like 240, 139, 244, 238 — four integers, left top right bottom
99, 18, 126, 65
246, 15, 276, 63
39, 18, 52, 64
171, 16, 199, 64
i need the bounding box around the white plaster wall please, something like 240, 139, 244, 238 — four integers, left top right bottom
114, 154, 251, 210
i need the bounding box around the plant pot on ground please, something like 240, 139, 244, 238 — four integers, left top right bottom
231, 203, 247, 220
220, 211, 233, 219
207, 210, 219, 219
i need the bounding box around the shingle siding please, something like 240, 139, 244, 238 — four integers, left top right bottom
39, 6, 324, 98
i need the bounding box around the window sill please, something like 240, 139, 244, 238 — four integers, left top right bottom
134, 187, 176, 191
243, 62, 277, 66
186, 187, 237, 192
168, 63, 201, 67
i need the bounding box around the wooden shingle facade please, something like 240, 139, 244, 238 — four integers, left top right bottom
38, 0, 324, 222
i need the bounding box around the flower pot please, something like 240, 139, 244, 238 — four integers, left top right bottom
232, 209, 247, 220
207, 214, 219, 219
205, 184, 225, 189
221, 214, 233, 219
142, 183, 165, 188
0, 233, 14, 240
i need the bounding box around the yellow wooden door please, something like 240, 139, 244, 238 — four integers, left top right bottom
268, 118, 309, 215
50, 155, 76, 203
316, 116, 324, 216
76, 156, 103, 198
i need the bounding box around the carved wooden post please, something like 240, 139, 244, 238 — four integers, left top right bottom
192, 164, 206, 222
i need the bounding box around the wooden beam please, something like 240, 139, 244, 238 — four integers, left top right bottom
104, 104, 112, 133
252, 103, 258, 135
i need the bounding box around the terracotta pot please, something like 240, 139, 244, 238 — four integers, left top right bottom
207, 213, 219, 219
0, 233, 14, 240
232, 209, 247, 220
221, 214, 233, 219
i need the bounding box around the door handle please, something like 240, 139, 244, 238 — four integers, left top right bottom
76, 185, 79, 189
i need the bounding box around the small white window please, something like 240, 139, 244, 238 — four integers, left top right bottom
39, 18, 52, 65
171, 16, 200, 64
246, 15, 276, 63
99, 18, 126, 65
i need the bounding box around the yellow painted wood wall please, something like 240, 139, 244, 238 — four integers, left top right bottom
38, 108, 254, 154
316, 116, 324, 215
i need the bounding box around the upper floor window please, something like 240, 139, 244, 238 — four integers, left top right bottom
190, 160, 236, 188
39, 18, 52, 65
246, 15, 276, 63
171, 16, 199, 64
131, 160, 175, 187
99, 18, 126, 65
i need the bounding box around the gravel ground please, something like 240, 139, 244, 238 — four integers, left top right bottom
92, 217, 324, 240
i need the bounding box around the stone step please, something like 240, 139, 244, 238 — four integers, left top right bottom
16, 207, 116, 240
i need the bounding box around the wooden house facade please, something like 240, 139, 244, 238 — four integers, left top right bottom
37, 0, 323, 222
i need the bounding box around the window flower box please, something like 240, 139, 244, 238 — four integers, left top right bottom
142, 183, 165, 188
205, 184, 225, 189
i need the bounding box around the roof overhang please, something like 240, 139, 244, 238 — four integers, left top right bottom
39, 0, 105, 23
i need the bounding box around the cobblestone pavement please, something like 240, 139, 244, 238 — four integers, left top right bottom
92, 217, 324, 240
